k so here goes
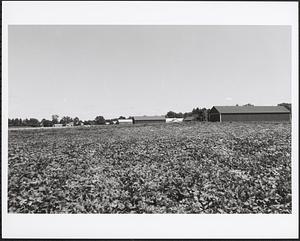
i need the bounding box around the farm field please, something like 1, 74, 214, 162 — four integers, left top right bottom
8, 122, 291, 213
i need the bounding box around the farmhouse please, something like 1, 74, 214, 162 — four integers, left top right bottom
133, 116, 166, 124
118, 119, 133, 125
209, 106, 290, 122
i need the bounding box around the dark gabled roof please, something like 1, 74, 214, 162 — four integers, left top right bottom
133, 116, 166, 121
212, 106, 290, 114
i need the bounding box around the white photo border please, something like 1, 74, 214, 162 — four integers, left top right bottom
2, 1, 299, 239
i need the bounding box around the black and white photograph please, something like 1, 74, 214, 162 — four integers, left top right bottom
2, 1, 298, 239
7, 24, 293, 214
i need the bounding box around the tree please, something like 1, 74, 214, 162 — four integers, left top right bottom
8, 118, 22, 127
94, 116, 105, 125
202, 108, 209, 121
191, 107, 205, 121
83, 120, 94, 125
177, 107, 207, 121
18, 118, 23, 126
166, 111, 177, 118
119, 116, 126, 120
22, 118, 29, 126
183, 111, 191, 118
176, 112, 184, 118
206, 109, 211, 121
26, 118, 40, 127
59, 116, 73, 126
192, 108, 201, 117
243, 103, 254, 106
73, 117, 81, 126
52, 115, 59, 124
166, 111, 185, 118
41, 119, 53, 127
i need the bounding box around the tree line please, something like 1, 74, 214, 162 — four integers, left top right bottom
9, 115, 102, 127
8, 103, 291, 127
165, 107, 209, 121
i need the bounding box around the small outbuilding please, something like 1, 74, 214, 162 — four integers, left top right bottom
209, 106, 290, 122
66, 122, 74, 127
183, 116, 197, 122
166, 118, 184, 123
133, 116, 166, 124
118, 119, 133, 125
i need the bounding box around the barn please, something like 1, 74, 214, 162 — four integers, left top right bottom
209, 106, 290, 122
132, 116, 166, 124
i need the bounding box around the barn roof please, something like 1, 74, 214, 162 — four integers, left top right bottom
213, 106, 290, 114
133, 116, 166, 121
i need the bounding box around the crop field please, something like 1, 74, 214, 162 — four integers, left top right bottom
8, 122, 291, 213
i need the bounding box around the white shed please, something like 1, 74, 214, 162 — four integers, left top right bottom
118, 119, 133, 124
166, 118, 184, 123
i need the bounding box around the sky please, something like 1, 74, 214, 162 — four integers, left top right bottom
8, 25, 291, 120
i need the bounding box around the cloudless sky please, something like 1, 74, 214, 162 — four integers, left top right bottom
8, 25, 291, 120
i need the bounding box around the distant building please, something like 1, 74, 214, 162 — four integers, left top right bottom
53, 124, 63, 127
66, 122, 74, 127
166, 118, 184, 123
209, 106, 291, 122
183, 116, 197, 122
133, 116, 166, 124
118, 119, 133, 125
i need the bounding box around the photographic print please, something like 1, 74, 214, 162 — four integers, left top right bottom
2, 1, 298, 239
8, 25, 292, 214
